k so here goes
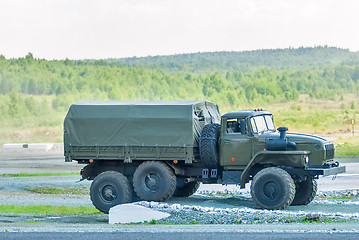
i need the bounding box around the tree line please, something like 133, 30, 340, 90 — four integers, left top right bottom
110, 46, 359, 73
0, 47, 359, 120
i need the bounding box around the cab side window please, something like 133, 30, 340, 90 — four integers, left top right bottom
226, 118, 241, 134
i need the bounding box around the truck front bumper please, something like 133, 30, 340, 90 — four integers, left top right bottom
305, 164, 346, 176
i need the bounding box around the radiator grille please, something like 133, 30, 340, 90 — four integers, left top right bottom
325, 143, 335, 160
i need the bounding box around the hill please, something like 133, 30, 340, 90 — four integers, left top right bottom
108, 46, 359, 73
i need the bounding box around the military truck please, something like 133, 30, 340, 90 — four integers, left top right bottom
64, 100, 345, 213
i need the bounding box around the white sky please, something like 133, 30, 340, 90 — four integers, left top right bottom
0, 0, 358, 60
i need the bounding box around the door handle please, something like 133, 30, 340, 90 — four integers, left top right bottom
224, 140, 231, 144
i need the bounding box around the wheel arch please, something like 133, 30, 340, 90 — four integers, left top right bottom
240, 150, 309, 188
81, 160, 140, 180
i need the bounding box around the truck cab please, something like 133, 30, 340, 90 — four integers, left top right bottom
213, 109, 344, 209
219, 109, 338, 171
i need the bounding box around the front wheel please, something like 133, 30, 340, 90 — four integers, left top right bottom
90, 171, 132, 214
251, 167, 295, 210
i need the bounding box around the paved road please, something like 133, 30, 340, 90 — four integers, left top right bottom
0, 148, 82, 174
1, 231, 359, 240
1, 223, 358, 239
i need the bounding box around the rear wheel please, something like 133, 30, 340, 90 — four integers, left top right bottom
291, 177, 317, 206
90, 171, 132, 214
251, 167, 295, 210
133, 161, 176, 201
173, 181, 201, 197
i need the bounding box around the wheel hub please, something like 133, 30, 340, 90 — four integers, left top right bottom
101, 185, 117, 202
145, 173, 160, 191
263, 181, 279, 200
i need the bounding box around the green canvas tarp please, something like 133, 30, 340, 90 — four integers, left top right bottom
64, 100, 220, 147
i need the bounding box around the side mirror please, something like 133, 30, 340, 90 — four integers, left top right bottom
240, 119, 247, 134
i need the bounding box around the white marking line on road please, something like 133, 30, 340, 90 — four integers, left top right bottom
320, 173, 359, 177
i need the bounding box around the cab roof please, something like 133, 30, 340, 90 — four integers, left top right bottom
222, 110, 272, 118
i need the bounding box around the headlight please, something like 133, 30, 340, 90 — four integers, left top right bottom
304, 156, 309, 164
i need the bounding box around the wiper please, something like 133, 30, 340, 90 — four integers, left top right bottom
259, 129, 274, 134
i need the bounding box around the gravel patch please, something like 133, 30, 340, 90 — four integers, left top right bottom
1, 189, 358, 225
131, 189, 359, 225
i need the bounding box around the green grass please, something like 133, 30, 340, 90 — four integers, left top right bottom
120, 220, 159, 225
26, 186, 89, 195
300, 217, 355, 224
276, 215, 357, 224
317, 192, 358, 200
123, 220, 202, 225
0, 205, 101, 214
0, 172, 78, 178
335, 142, 359, 157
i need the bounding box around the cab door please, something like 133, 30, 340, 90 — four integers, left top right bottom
219, 118, 252, 168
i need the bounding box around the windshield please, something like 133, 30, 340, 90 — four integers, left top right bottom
250, 115, 275, 134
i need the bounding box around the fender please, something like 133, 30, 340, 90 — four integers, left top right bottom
239, 150, 308, 188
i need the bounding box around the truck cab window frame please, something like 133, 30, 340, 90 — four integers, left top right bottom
250, 115, 275, 134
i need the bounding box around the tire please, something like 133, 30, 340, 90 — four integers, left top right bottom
133, 161, 176, 201
172, 181, 201, 197
90, 171, 132, 214
251, 167, 295, 210
291, 177, 317, 206
200, 123, 221, 168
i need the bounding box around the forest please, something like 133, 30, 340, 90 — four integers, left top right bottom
0, 46, 359, 146
111, 46, 359, 73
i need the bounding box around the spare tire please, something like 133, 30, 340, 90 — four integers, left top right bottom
199, 123, 221, 168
